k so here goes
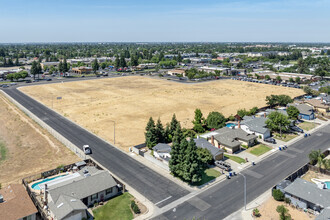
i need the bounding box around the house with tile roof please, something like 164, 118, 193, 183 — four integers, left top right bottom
0, 184, 38, 220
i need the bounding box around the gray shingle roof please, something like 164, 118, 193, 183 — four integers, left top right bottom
194, 138, 224, 157
48, 195, 86, 220
153, 143, 171, 153
213, 127, 257, 148
288, 103, 314, 116
48, 170, 117, 204
316, 208, 330, 220
241, 116, 269, 134
284, 178, 330, 208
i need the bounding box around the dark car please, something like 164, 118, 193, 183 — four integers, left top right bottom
2, 84, 9, 88
290, 126, 304, 133
26, 80, 32, 83
264, 137, 276, 144
46, 78, 52, 81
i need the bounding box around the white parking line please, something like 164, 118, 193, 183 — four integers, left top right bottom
155, 196, 172, 206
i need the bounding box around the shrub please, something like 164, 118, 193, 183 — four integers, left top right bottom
284, 197, 291, 204
131, 201, 141, 214
272, 189, 285, 201
253, 208, 260, 217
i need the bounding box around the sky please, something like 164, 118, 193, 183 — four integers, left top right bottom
0, 0, 329, 43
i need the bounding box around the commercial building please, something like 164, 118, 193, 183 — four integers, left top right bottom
71, 66, 93, 74
167, 68, 186, 77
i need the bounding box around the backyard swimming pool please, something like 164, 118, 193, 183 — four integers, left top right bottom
31, 174, 67, 190
226, 123, 236, 128
325, 182, 330, 189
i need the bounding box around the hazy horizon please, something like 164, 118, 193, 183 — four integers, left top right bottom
1, 0, 329, 43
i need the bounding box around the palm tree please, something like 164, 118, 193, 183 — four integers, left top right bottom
309, 150, 325, 168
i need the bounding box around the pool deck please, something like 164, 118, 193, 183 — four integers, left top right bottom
29, 172, 74, 194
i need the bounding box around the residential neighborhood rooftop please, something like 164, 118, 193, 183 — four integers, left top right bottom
0, 184, 38, 220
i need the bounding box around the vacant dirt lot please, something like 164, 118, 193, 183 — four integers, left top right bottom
0, 93, 79, 186
20, 76, 304, 151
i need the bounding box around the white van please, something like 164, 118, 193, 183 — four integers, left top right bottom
83, 145, 92, 155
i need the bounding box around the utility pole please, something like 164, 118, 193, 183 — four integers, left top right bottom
239, 173, 247, 211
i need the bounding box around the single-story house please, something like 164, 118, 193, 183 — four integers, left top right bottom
240, 116, 271, 140
210, 127, 257, 153
167, 69, 186, 77
275, 179, 292, 193
0, 184, 38, 220
288, 103, 315, 120
46, 167, 120, 220
153, 143, 171, 160
283, 178, 330, 213
194, 138, 224, 161
305, 99, 329, 115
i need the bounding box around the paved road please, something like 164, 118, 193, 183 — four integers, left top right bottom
2, 88, 189, 207
154, 125, 330, 219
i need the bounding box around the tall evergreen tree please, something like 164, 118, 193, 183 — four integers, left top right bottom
115, 55, 120, 68
63, 58, 69, 72
15, 56, 19, 66
182, 139, 203, 183
170, 114, 179, 137
155, 118, 165, 143
92, 58, 99, 73
169, 124, 183, 176
164, 123, 171, 143
30, 61, 38, 79
192, 108, 205, 133
119, 55, 127, 68
145, 117, 157, 149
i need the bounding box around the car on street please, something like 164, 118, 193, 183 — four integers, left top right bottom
1, 84, 9, 88
46, 78, 52, 81
264, 137, 276, 144
26, 80, 32, 83
83, 145, 92, 155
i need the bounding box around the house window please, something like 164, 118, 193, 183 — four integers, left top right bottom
106, 188, 113, 195
91, 193, 98, 200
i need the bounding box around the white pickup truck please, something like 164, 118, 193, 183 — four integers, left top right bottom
83, 145, 92, 155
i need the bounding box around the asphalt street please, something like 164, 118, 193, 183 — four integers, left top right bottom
2, 88, 189, 207
153, 124, 330, 219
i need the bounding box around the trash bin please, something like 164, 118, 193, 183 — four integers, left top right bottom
279, 147, 282, 151
252, 161, 255, 166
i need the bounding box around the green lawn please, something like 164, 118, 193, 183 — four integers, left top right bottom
93, 193, 133, 220
192, 168, 221, 186
224, 154, 246, 164
0, 141, 7, 162
298, 121, 318, 131
274, 133, 298, 142
247, 144, 272, 156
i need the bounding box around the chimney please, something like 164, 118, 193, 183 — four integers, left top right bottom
211, 135, 215, 146
264, 112, 266, 118
238, 120, 241, 128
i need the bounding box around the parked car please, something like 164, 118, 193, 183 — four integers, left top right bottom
264, 137, 276, 144
215, 160, 231, 171
25, 80, 32, 83
2, 84, 9, 88
290, 126, 304, 133
83, 145, 92, 155
46, 78, 52, 81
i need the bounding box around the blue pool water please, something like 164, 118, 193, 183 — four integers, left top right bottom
226, 123, 236, 128
31, 175, 67, 190
325, 182, 330, 189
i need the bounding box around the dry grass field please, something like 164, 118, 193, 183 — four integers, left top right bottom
20, 76, 304, 151
0, 93, 79, 186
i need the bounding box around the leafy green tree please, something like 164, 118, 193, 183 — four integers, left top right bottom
303, 86, 313, 95
182, 139, 204, 183
266, 112, 290, 136
266, 95, 278, 107
63, 58, 69, 72
92, 58, 99, 73
206, 111, 226, 129
289, 78, 294, 83
248, 107, 259, 116
119, 55, 127, 68
276, 75, 282, 82
192, 109, 205, 133
276, 205, 291, 220
265, 75, 271, 80
237, 109, 249, 118
145, 117, 157, 149
272, 189, 285, 201
295, 77, 301, 83
164, 123, 171, 143
286, 106, 299, 120
30, 61, 41, 79
6, 73, 14, 81
277, 95, 293, 106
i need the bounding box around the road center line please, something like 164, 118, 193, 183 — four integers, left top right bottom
155, 196, 173, 206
